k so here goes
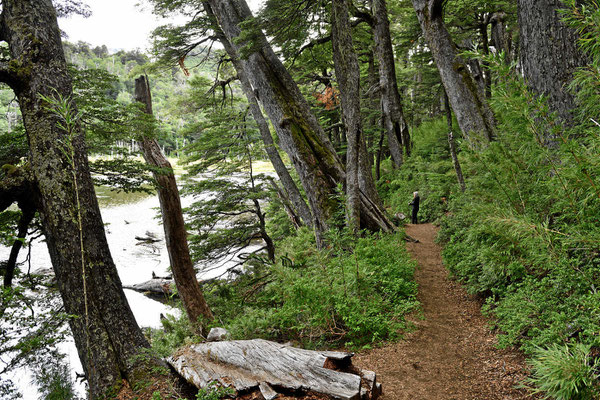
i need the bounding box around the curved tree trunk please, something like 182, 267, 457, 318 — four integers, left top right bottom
412, 0, 496, 146
0, 170, 37, 288
332, 0, 361, 231
134, 75, 213, 330
0, 1, 157, 396
518, 0, 586, 132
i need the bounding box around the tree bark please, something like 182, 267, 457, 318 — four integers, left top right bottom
0, 169, 37, 287
412, 0, 496, 145
230, 55, 313, 228
169, 339, 381, 399
0, 1, 157, 396
332, 0, 361, 231
490, 12, 512, 64
518, 0, 586, 131
134, 75, 213, 329
372, 0, 411, 164
3, 208, 34, 287
204, 0, 395, 241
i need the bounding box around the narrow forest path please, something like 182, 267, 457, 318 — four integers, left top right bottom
355, 223, 534, 399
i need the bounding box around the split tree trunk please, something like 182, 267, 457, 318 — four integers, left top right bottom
0, 1, 157, 396
332, 0, 362, 231
0, 169, 37, 288
134, 75, 213, 329
372, 0, 411, 164
412, 0, 496, 145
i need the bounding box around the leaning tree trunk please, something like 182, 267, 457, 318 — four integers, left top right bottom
228, 52, 313, 228
332, 0, 361, 231
372, 0, 411, 163
0, 0, 157, 396
134, 75, 213, 330
204, 0, 395, 241
518, 0, 586, 132
412, 0, 496, 146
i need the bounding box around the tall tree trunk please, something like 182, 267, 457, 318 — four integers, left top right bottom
412, 0, 496, 145
372, 0, 411, 162
490, 12, 512, 63
204, 0, 395, 240
0, 1, 158, 396
518, 0, 586, 131
232, 58, 313, 228
332, 0, 361, 231
479, 18, 492, 99
134, 75, 213, 330
444, 91, 466, 192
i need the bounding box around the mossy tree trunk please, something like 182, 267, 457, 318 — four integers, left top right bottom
518, 0, 586, 132
225, 50, 314, 229
134, 75, 213, 331
372, 0, 411, 164
205, 0, 395, 241
332, 0, 361, 231
412, 0, 496, 146
490, 12, 512, 64
0, 0, 159, 397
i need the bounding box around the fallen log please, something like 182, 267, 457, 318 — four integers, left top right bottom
167, 339, 381, 399
123, 278, 175, 300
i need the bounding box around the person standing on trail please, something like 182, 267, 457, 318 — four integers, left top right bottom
409, 191, 420, 224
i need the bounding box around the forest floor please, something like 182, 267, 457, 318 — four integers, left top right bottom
355, 223, 535, 400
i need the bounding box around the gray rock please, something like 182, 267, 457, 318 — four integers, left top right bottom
206, 327, 230, 342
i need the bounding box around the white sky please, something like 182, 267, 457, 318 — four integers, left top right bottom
58, 0, 264, 52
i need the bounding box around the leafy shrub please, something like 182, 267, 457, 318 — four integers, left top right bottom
435, 6, 600, 397
526, 343, 599, 400
206, 227, 418, 348
378, 118, 459, 223
195, 381, 235, 400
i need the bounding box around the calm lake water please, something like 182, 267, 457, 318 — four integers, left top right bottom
1, 189, 200, 399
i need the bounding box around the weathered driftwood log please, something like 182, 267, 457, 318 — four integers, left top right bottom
167, 339, 381, 399
123, 278, 175, 300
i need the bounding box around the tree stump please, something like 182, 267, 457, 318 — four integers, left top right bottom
167, 339, 381, 399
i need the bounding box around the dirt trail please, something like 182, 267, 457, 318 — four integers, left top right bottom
355, 223, 533, 400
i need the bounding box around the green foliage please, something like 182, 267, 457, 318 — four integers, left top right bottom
525, 343, 600, 400
195, 382, 235, 400
0, 285, 72, 398
150, 313, 199, 358
562, 0, 600, 124
206, 228, 417, 348
378, 118, 458, 223
32, 360, 79, 400
179, 73, 275, 266
434, 7, 600, 395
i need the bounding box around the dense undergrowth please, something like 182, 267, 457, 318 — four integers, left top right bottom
152, 4, 600, 398
375, 5, 600, 397
152, 225, 418, 355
